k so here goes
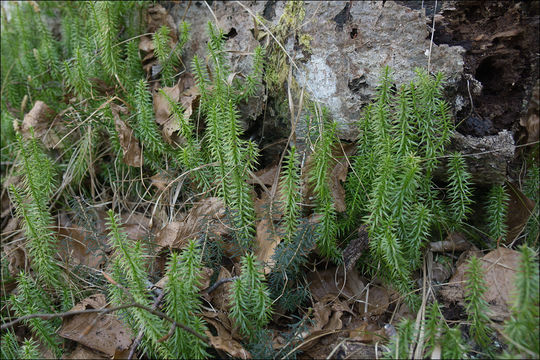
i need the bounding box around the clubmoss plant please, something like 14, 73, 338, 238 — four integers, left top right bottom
229, 254, 273, 340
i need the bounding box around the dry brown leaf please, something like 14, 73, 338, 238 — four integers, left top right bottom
348, 321, 386, 343
112, 347, 136, 360
62, 345, 108, 359
20, 101, 59, 148
300, 295, 349, 352
153, 74, 200, 144
254, 218, 281, 274
150, 173, 172, 192
441, 247, 521, 320
153, 82, 181, 126
208, 267, 234, 312
155, 197, 229, 252
361, 285, 390, 317
138, 36, 154, 53
178, 84, 200, 119
58, 294, 133, 356
440, 248, 482, 303
504, 181, 536, 244
111, 104, 142, 168
308, 266, 365, 302
121, 213, 153, 241
204, 316, 251, 359
430, 232, 472, 252
57, 213, 107, 269
248, 164, 281, 187
1, 176, 20, 218
145, 4, 177, 41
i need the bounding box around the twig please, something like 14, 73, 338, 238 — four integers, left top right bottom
201, 276, 238, 294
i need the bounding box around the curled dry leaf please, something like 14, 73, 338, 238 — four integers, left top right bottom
253, 189, 283, 222
111, 104, 142, 168
153, 82, 182, 126
360, 284, 390, 317
20, 100, 60, 148
1, 175, 20, 218
504, 181, 536, 244
58, 293, 133, 357
2, 217, 25, 294
441, 247, 521, 320
154, 197, 229, 252
254, 218, 281, 274
299, 295, 350, 352
2, 236, 25, 293
203, 313, 251, 359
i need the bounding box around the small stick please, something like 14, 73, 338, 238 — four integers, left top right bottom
201, 276, 238, 294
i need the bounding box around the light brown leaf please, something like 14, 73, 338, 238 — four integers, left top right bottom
2, 236, 24, 293
204, 316, 251, 359
254, 218, 281, 274
441, 247, 521, 320
153, 83, 181, 126
111, 104, 142, 168
155, 197, 229, 252
21, 101, 59, 148
154, 267, 213, 292
150, 173, 171, 192
138, 36, 154, 53
360, 285, 390, 317
247, 163, 280, 186
300, 295, 349, 351
153, 74, 200, 144
58, 294, 134, 357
